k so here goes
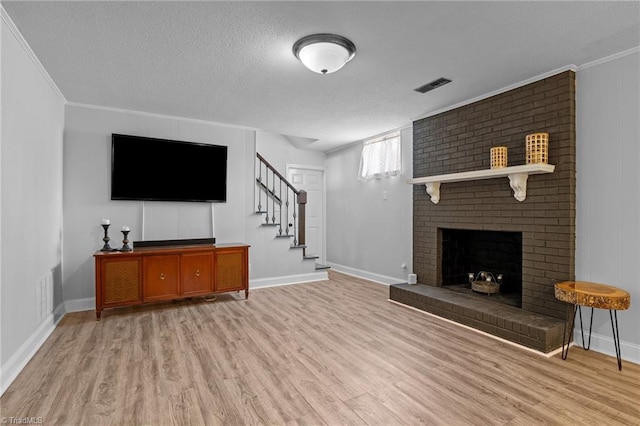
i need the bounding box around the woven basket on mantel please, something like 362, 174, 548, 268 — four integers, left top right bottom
526, 132, 549, 164
490, 146, 508, 169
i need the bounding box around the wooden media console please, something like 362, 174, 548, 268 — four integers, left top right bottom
93, 242, 249, 319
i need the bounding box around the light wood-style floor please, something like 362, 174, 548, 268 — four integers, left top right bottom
2, 271, 639, 425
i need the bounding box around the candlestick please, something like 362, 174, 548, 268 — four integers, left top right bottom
120, 230, 132, 252
100, 224, 112, 251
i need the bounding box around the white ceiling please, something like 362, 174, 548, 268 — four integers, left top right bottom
3, 1, 639, 151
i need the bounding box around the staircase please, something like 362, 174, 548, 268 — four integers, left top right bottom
256, 153, 329, 271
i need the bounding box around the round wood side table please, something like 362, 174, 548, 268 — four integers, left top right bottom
554, 281, 631, 370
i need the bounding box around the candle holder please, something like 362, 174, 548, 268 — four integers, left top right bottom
120, 230, 132, 252
100, 224, 113, 251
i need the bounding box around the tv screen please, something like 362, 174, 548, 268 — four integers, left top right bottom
111, 134, 227, 202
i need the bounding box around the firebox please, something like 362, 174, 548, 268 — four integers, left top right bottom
440, 228, 523, 307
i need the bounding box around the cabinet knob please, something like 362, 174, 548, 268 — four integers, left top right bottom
195, 270, 200, 277
160, 273, 165, 280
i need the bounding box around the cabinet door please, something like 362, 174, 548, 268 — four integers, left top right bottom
143, 255, 180, 301
215, 248, 248, 292
102, 258, 142, 307
181, 252, 213, 296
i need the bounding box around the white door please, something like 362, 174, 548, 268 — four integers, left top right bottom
287, 167, 324, 264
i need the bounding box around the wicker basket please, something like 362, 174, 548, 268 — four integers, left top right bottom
526, 133, 549, 164
471, 280, 501, 294
490, 146, 508, 169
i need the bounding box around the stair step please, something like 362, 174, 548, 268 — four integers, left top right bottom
261, 223, 280, 227
290, 245, 306, 249
315, 263, 331, 270
303, 254, 319, 260
275, 234, 294, 238
255, 210, 268, 214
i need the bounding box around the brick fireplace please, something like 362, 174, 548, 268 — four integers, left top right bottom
390, 71, 576, 352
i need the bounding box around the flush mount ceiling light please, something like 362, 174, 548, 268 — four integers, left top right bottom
293, 34, 356, 75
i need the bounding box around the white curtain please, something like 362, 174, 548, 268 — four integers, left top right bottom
358, 132, 401, 180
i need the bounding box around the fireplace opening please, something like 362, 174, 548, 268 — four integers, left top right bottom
440, 228, 522, 308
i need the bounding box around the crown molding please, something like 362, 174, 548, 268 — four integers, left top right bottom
577, 46, 640, 71
0, 5, 66, 103
65, 102, 259, 132
410, 46, 639, 125
411, 64, 577, 123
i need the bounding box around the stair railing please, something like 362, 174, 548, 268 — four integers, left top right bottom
256, 153, 306, 247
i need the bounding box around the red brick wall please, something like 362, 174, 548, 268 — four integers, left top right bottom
412, 71, 576, 319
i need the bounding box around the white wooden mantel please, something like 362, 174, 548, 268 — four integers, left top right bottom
407, 164, 555, 204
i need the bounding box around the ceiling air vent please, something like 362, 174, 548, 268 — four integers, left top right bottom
414, 77, 452, 94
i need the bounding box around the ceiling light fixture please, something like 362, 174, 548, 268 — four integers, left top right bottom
293, 33, 356, 75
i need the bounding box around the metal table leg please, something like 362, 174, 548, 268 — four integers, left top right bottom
578, 306, 594, 350
561, 304, 578, 360
562, 305, 623, 370
610, 310, 623, 370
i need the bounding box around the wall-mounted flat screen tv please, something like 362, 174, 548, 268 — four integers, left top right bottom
111, 134, 227, 202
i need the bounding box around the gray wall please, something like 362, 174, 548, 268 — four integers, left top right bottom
63, 105, 253, 302
325, 127, 413, 283
576, 50, 640, 361
256, 131, 326, 172
1, 17, 65, 389
63, 105, 319, 306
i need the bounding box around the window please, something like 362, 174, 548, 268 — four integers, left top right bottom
358, 132, 401, 180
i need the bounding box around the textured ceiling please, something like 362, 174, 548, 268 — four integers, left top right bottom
3, 1, 639, 151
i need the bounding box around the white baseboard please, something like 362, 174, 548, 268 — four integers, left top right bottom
0, 302, 65, 395
574, 330, 640, 366
250, 271, 328, 289
326, 262, 405, 286
64, 297, 95, 313
59, 273, 333, 311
